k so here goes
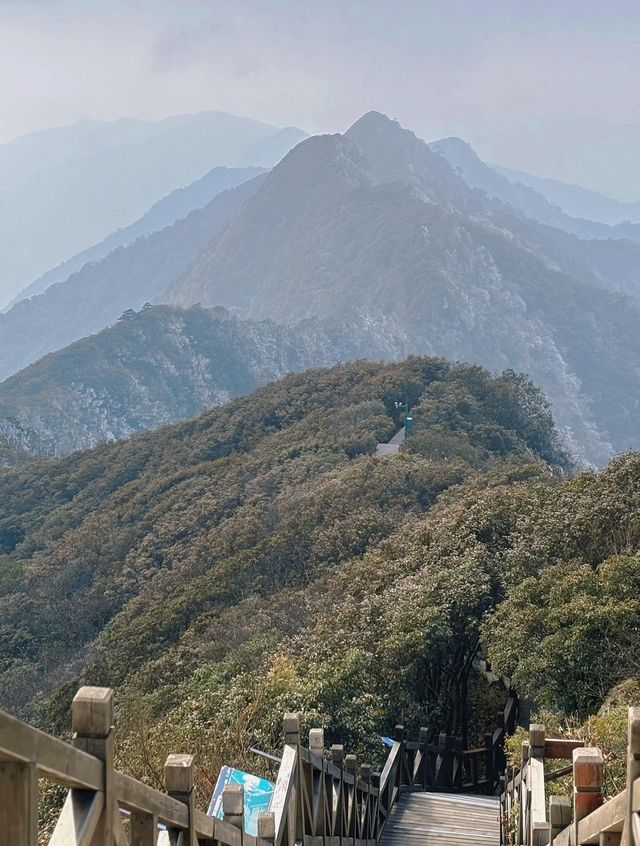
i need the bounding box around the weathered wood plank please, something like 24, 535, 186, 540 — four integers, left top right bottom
578, 790, 626, 842
214, 816, 243, 845
379, 743, 401, 795
115, 772, 189, 830
529, 758, 547, 832
270, 744, 298, 844
0, 761, 38, 846
71, 688, 115, 846
626, 708, 640, 846
379, 792, 500, 846
574, 748, 605, 843
48, 789, 104, 846
546, 739, 586, 760
193, 809, 215, 840
550, 795, 572, 845
130, 810, 159, 845
0, 710, 103, 790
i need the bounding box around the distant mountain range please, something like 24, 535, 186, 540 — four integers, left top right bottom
0, 175, 267, 380
464, 116, 640, 205
1, 110, 639, 467
492, 163, 640, 227
7, 165, 265, 307
170, 112, 640, 464
0, 112, 306, 305
430, 137, 640, 243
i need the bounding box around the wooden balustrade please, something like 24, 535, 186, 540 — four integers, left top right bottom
501, 709, 640, 846
0, 682, 516, 845
0, 687, 272, 846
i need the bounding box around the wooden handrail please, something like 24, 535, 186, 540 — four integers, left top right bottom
0, 690, 266, 846
0, 707, 104, 790
501, 710, 640, 846
378, 740, 401, 796
552, 790, 626, 846
114, 772, 190, 830
0, 683, 516, 844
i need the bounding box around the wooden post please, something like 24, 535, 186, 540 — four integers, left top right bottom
309, 729, 326, 839
419, 727, 429, 789
625, 708, 640, 846
309, 728, 325, 758
549, 796, 571, 846
573, 748, 604, 845
331, 744, 345, 765
345, 755, 358, 841
332, 745, 345, 838
72, 686, 115, 846
223, 784, 245, 829
533, 821, 550, 846
529, 725, 547, 845
396, 725, 410, 793
0, 761, 38, 846
520, 741, 530, 846
530, 725, 545, 759
258, 811, 276, 843
283, 713, 301, 842
485, 732, 495, 791
165, 753, 197, 846
283, 713, 300, 746
361, 765, 372, 840
130, 810, 158, 846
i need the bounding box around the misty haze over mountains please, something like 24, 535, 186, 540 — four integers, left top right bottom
4, 4, 640, 823
492, 164, 640, 227
0, 112, 306, 306
0, 110, 639, 470
6, 164, 267, 308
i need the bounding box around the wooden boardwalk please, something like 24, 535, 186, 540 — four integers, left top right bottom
379, 791, 500, 846
0, 689, 516, 845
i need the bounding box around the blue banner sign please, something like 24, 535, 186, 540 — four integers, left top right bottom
207, 766, 275, 836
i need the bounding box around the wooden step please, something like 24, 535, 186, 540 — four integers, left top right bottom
379, 791, 500, 846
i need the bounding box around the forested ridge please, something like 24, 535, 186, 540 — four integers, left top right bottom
0, 303, 352, 462
0, 357, 638, 810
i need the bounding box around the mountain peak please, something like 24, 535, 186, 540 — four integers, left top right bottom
345, 112, 474, 207
258, 132, 373, 195
345, 111, 418, 154
346, 110, 402, 134
430, 136, 479, 160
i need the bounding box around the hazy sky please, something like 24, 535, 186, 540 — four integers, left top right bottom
2, 0, 639, 198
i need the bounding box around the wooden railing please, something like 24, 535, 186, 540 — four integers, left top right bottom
0, 682, 518, 845
501, 708, 640, 846
0, 686, 261, 845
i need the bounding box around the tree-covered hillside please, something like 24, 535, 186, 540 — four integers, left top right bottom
1, 112, 638, 466
1, 357, 638, 811
0, 358, 568, 782
0, 304, 349, 462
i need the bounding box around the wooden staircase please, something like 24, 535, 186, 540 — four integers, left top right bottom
380, 792, 500, 846
0, 685, 516, 845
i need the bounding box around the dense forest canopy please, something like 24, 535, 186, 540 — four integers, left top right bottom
1, 357, 638, 809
